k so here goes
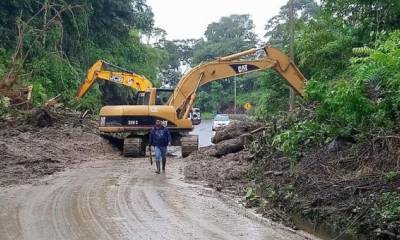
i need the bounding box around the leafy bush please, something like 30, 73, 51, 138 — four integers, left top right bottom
373, 192, 400, 222
272, 120, 327, 155
0, 48, 11, 79
384, 171, 399, 182
245, 187, 261, 207
271, 30, 400, 156
0, 96, 11, 116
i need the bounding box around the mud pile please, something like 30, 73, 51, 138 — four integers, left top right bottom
184, 121, 262, 194
184, 147, 253, 193
0, 108, 114, 186
185, 120, 400, 239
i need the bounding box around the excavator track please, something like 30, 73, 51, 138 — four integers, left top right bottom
181, 135, 199, 158
123, 137, 145, 157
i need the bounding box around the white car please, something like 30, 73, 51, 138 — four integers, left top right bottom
212, 114, 230, 131
190, 108, 201, 125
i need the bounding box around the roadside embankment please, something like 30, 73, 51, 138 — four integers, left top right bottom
184, 120, 400, 240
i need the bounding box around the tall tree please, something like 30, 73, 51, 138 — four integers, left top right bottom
193, 14, 258, 64
87, 0, 154, 45
156, 39, 197, 87
322, 0, 400, 44
265, 0, 318, 48
191, 14, 258, 114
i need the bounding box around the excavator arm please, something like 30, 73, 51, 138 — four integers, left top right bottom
168, 45, 307, 119
76, 60, 153, 99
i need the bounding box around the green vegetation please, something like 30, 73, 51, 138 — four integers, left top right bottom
373, 192, 400, 222
0, 0, 162, 112
385, 171, 399, 182
245, 187, 261, 207
0, 96, 11, 116
273, 28, 400, 156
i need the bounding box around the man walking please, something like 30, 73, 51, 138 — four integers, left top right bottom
149, 120, 171, 174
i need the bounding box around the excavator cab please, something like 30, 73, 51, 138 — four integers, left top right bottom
136, 88, 173, 105
136, 91, 148, 105
136, 88, 201, 125
155, 89, 174, 105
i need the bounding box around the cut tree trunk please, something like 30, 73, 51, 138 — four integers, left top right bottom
212, 121, 263, 144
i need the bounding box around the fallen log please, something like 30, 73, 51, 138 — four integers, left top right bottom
214, 138, 243, 157
45, 95, 63, 109
212, 121, 263, 144
213, 134, 253, 157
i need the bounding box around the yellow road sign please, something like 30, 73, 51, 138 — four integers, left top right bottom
244, 102, 252, 110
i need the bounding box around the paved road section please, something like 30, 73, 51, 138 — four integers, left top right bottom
191, 119, 214, 147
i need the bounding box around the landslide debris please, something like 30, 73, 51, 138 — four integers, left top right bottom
0, 108, 113, 186
28, 107, 55, 127
184, 120, 400, 240
184, 146, 253, 193
252, 135, 400, 239
184, 121, 262, 193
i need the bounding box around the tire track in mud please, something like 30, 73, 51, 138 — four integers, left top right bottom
0, 188, 23, 240
0, 157, 314, 240
16, 175, 117, 239
114, 176, 157, 240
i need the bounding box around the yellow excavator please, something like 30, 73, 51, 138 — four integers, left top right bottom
76, 60, 153, 99
96, 45, 307, 157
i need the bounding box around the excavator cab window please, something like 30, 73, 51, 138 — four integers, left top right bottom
155, 89, 173, 105
136, 91, 150, 105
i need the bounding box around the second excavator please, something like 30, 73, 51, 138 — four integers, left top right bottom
76, 60, 153, 99
96, 45, 307, 157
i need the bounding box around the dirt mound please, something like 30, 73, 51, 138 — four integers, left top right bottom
0, 109, 115, 186
184, 146, 253, 193
184, 121, 261, 193
28, 107, 54, 127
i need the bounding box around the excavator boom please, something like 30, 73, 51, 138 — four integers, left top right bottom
76, 60, 153, 99
169, 45, 306, 119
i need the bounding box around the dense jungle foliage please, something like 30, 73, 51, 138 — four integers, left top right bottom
0, 0, 161, 110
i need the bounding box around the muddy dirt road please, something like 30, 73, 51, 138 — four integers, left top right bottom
0, 153, 310, 240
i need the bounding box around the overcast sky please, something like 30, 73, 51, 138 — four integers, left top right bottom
146, 0, 289, 40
